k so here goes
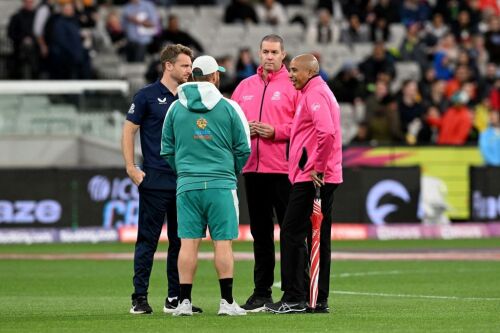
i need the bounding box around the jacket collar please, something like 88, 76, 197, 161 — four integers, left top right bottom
301, 75, 322, 93
257, 64, 289, 82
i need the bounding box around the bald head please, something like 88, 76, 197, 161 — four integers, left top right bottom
288, 54, 320, 90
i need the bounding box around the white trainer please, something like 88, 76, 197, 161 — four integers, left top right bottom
217, 299, 247, 316
172, 299, 193, 316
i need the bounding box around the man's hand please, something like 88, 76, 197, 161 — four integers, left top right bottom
254, 122, 275, 139
310, 170, 324, 188
126, 165, 146, 186
248, 121, 258, 137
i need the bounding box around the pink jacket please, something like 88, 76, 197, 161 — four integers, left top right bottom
289, 76, 343, 184
231, 65, 298, 174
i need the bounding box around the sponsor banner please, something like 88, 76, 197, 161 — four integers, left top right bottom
334, 167, 421, 224
332, 224, 369, 240
59, 228, 119, 243
0, 228, 58, 244
345, 146, 483, 219
470, 167, 500, 221
1, 224, 499, 244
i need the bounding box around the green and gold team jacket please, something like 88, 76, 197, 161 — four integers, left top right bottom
160, 81, 251, 194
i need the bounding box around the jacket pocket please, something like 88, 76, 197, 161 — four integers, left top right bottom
298, 147, 308, 171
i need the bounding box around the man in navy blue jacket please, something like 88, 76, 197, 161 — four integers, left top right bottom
122, 44, 201, 314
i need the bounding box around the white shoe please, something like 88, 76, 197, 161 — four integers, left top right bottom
218, 299, 247, 316
172, 299, 193, 316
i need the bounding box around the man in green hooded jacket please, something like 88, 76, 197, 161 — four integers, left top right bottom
161, 55, 251, 316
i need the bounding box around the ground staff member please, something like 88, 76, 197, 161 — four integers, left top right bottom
122, 44, 201, 315
266, 54, 342, 314
161, 55, 251, 316
231, 34, 298, 312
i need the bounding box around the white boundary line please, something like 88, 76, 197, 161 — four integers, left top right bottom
332, 290, 500, 301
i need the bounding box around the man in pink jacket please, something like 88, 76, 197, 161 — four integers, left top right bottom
266, 54, 342, 314
231, 34, 299, 312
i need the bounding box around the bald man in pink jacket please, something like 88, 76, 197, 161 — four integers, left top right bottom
265, 54, 342, 314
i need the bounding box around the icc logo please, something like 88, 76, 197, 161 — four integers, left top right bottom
196, 117, 208, 129
87, 175, 139, 228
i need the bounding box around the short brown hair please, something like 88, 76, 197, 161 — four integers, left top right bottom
160, 44, 193, 67
260, 34, 284, 51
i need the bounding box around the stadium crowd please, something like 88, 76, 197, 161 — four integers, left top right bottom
3, 0, 500, 149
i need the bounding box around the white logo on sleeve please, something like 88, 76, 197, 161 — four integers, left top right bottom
311, 103, 321, 111
157, 97, 168, 104
242, 95, 254, 101
271, 91, 281, 101
128, 103, 135, 114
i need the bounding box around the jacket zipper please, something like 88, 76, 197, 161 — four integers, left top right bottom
255, 80, 269, 172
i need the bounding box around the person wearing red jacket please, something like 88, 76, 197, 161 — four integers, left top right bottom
231, 34, 299, 312
427, 90, 473, 145
266, 54, 342, 314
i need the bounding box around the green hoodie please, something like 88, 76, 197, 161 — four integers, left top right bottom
160, 82, 251, 194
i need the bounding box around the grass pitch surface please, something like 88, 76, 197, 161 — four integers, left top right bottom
1, 239, 499, 333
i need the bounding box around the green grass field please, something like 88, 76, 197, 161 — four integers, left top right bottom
1, 239, 500, 332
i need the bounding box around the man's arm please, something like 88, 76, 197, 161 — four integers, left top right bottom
228, 100, 251, 174
309, 93, 335, 174
121, 120, 145, 186
160, 103, 177, 173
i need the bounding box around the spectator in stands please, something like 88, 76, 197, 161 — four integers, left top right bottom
372, 0, 400, 25
121, 0, 159, 62
479, 0, 500, 16
427, 90, 473, 145
327, 62, 364, 104
255, 0, 287, 26
48, 1, 91, 79
484, 16, 500, 64
224, 0, 259, 24
7, 0, 38, 79
370, 15, 390, 43
75, 0, 97, 29
400, 0, 431, 26
479, 110, 500, 166
468, 35, 489, 74
398, 79, 424, 135
436, 32, 459, 63
75, 0, 98, 58
151, 15, 204, 55
217, 55, 236, 96
235, 47, 257, 83
33, 0, 56, 77
106, 10, 127, 55
474, 96, 492, 133
365, 80, 403, 144
419, 66, 436, 101
340, 0, 370, 22
417, 105, 440, 143
433, 51, 454, 81
423, 79, 449, 113
444, 64, 474, 100
359, 42, 395, 84
489, 78, 500, 111
424, 12, 449, 45
451, 10, 478, 44
399, 21, 428, 69
456, 48, 480, 81
339, 13, 370, 45
478, 63, 499, 100
306, 8, 339, 45
311, 52, 329, 81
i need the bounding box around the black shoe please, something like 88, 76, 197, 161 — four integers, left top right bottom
130, 295, 153, 314
265, 300, 307, 314
241, 294, 273, 312
307, 300, 330, 313
163, 297, 203, 314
